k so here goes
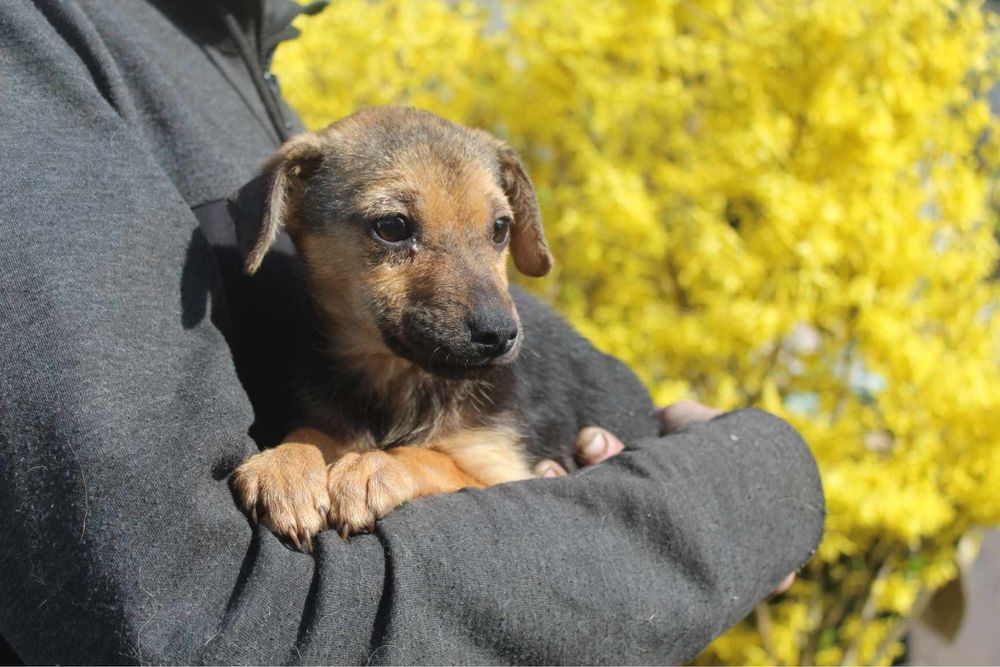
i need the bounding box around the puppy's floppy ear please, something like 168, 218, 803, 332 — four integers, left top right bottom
245, 133, 325, 275
496, 144, 553, 277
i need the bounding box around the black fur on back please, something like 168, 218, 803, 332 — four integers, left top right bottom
503, 285, 660, 470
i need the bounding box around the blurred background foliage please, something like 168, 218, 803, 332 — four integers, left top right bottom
273, 1, 1000, 663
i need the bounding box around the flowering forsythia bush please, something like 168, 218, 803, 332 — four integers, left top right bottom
274, 1, 1000, 663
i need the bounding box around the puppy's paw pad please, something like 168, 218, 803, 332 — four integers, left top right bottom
232, 445, 330, 551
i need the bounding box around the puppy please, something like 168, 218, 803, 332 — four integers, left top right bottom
231, 107, 658, 549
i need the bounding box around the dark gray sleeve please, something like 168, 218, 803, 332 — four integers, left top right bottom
366, 409, 824, 665
0, 4, 383, 664
0, 4, 822, 665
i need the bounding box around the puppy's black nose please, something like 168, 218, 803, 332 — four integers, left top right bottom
468, 311, 518, 357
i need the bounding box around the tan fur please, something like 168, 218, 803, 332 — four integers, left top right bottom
296, 231, 392, 369
326, 446, 484, 538
232, 427, 353, 551
428, 422, 533, 486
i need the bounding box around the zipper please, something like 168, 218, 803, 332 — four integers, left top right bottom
218, 0, 328, 143
262, 71, 294, 137
220, 9, 293, 143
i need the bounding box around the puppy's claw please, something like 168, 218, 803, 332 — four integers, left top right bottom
340, 525, 351, 542
289, 530, 302, 551
250, 506, 259, 527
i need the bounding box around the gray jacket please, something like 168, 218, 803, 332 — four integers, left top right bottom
0, 0, 824, 663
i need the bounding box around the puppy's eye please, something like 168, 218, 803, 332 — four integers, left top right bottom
492, 217, 511, 245
372, 215, 412, 244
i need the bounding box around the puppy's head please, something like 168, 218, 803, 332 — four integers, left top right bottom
246, 106, 552, 378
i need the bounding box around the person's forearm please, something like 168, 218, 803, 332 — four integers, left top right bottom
358, 408, 824, 665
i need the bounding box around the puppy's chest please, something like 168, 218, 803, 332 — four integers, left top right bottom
299, 370, 535, 485
300, 371, 506, 445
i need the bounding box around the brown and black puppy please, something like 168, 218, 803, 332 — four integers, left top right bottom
231, 106, 658, 549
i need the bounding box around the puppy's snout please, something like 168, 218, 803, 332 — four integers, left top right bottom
467, 310, 519, 357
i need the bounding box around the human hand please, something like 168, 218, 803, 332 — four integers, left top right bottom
533, 399, 796, 597
532, 399, 723, 476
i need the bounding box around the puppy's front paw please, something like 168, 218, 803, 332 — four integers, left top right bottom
232, 443, 330, 552
326, 451, 419, 539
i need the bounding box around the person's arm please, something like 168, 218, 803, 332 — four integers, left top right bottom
368, 408, 823, 664
539, 399, 803, 597
0, 3, 822, 664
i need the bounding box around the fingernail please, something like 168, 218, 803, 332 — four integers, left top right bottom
581, 432, 607, 461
